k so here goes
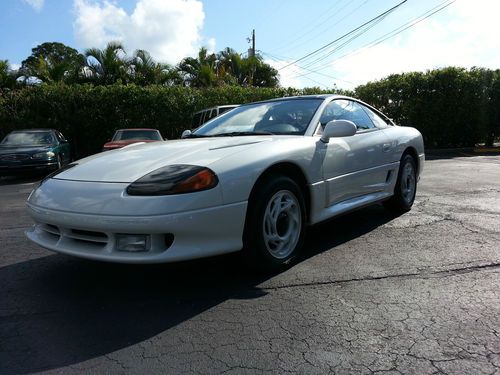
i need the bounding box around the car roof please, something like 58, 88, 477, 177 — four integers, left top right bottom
257, 94, 342, 102
194, 105, 239, 115
235, 94, 352, 107
115, 128, 159, 131
11, 129, 55, 133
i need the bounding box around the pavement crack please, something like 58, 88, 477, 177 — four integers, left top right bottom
262, 262, 500, 291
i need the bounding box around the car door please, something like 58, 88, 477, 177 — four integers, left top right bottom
319, 99, 393, 206
55, 131, 71, 163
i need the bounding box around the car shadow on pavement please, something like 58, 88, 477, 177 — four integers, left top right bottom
0, 205, 398, 374
0, 174, 42, 186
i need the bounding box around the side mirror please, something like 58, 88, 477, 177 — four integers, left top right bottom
320, 120, 357, 143
181, 129, 192, 139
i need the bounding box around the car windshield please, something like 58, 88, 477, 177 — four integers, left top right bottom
112, 130, 162, 141
1, 131, 55, 146
192, 99, 322, 137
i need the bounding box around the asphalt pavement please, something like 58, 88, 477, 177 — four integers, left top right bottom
1, 155, 499, 374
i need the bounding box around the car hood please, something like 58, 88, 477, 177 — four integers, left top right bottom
54, 136, 276, 183
0, 145, 53, 155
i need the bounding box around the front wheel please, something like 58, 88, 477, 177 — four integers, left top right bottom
243, 176, 306, 272
384, 154, 417, 212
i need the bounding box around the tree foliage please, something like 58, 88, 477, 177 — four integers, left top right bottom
177, 47, 279, 88
355, 67, 500, 147
20, 42, 84, 84
84, 42, 129, 85
2, 40, 499, 149
0, 60, 19, 89
0, 85, 333, 158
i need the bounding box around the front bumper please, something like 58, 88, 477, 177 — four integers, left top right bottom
0, 160, 58, 174
26, 201, 247, 263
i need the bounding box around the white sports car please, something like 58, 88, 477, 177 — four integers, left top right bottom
26, 95, 424, 270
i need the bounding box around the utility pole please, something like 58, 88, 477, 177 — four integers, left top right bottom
246, 29, 256, 86
247, 29, 255, 58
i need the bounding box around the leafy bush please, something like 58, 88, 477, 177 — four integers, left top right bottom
1, 67, 498, 158
355, 67, 500, 148
0, 84, 335, 158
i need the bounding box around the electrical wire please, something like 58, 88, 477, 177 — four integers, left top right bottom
278, 0, 407, 71
271, 0, 367, 54
292, 0, 456, 79
298, 12, 389, 72
262, 51, 355, 84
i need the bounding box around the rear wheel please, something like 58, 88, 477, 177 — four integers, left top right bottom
243, 176, 306, 272
384, 154, 417, 212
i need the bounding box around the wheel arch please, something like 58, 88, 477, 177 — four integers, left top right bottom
402, 146, 419, 176
247, 161, 311, 223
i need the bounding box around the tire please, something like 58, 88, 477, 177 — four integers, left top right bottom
56, 154, 63, 169
243, 176, 306, 272
384, 154, 417, 212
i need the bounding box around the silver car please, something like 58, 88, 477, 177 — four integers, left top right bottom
26, 95, 424, 271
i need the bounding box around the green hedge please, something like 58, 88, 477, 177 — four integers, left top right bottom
0, 85, 335, 158
355, 67, 500, 148
1, 67, 499, 158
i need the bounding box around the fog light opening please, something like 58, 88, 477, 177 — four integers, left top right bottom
116, 234, 150, 252
164, 233, 174, 250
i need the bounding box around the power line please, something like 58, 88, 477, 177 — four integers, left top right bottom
298, 12, 389, 72
332, 0, 456, 63
271, 0, 351, 52
261, 51, 355, 84
271, 0, 366, 54
261, 52, 330, 88
292, 0, 456, 79
279, 0, 407, 71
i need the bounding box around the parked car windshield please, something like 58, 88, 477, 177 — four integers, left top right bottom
1, 131, 55, 146
112, 130, 162, 141
193, 99, 322, 136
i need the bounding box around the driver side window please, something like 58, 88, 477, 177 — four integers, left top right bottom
320, 100, 375, 131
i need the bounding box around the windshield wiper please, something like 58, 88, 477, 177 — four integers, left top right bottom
185, 131, 274, 138
211, 131, 274, 137
183, 133, 211, 138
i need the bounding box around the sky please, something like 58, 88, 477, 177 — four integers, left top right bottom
1, 0, 499, 90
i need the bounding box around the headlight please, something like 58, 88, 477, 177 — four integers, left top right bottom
32, 151, 55, 159
126, 165, 218, 196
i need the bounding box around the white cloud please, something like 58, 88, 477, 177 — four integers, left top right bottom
22, 0, 44, 11
206, 37, 217, 54
327, 0, 500, 89
73, 0, 206, 64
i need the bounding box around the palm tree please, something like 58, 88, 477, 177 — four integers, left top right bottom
129, 49, 180, 86
177, 47, 217, 87
216, 47, 243, 85
84, 42, 128, 85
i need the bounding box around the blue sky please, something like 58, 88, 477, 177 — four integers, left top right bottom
1, 0, 499, 89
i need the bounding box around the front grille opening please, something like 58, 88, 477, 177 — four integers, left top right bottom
164, 233, 175, 249
41, 230, 60, 241
46, 224, 59, 233
70, 238, 106, 250
71, 229, 107, 239
41, 224, 60, 236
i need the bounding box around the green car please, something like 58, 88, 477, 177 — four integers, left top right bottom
0, 129, 71, 176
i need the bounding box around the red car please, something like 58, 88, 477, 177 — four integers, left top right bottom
102, 129, 164, 151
